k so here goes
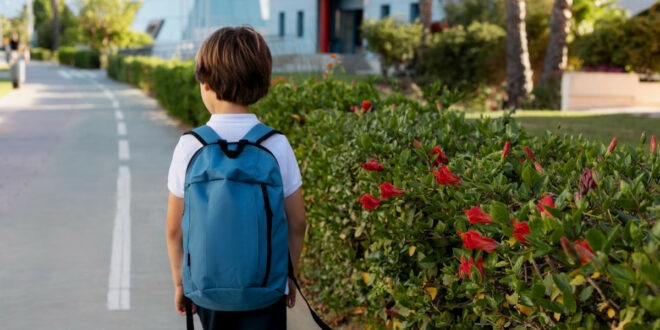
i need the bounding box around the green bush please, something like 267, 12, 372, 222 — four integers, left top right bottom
361, 17, 423, 78
572, 13, 660, 75
107, 55, 660, 328
30, 47, 52, 61
57, 47, 100, 69
415, 22, 506, 93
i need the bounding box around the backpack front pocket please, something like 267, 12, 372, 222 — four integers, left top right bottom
188, 179, 268, 289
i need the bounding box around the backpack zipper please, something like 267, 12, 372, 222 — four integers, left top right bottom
260, 184, 273, 287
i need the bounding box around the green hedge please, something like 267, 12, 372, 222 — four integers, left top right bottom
30, 47, 52, 61
108, 55, 660, 328
57, 47, 100, 69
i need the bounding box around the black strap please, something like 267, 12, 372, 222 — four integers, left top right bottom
288, 255, 333, 330
184, 131, 207, 146
256, 130, 282, 145
185, 297, 194, 330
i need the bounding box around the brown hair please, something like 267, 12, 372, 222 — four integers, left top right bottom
195, 26, 272, 105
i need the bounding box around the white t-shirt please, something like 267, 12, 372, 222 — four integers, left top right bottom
167, 113, 302, 198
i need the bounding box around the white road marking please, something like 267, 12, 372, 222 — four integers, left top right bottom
115, 110, 124, 120
57, 70, 71, 79
107, 165, 131, 310
117, 122, 127, 136
118, 140, 130, 160
112, 100, 119, 109
82, 71, 95, 79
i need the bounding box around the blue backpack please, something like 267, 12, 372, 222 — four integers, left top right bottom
181, 124, 288, 311
181, 124, 331, 330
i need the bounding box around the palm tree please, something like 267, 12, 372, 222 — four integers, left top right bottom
505, 0, 534, 108
51, 0, 59, 50
540, 0, 572, 85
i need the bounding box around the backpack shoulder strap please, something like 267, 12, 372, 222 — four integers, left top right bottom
242, 123, 282, 145
289, 255, 333, 330
184, 125, 222, 145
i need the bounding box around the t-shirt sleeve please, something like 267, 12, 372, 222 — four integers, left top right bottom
167, 135, 202, 198
274, 135, 303, 198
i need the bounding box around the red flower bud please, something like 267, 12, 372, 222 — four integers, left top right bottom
432, 166, 462, 186
429, 146, 448, 167
574, 239, 595, 264
534, 162, 544, 173
359, 194, 381, 210
512, 220, 531, 243
651, 135, 657, 153
464, 205, 492, 224
362, 159, 384, 172
579, 168, 597, 196
361, 100, 372, 112
608, 137, 617, 153
458, 256, 485, 280
458, 230, 498, 252
524, 146, 535, 160
502, 141, 511, 158
379, 182, 404, 199
413, 139, 422, 149
537, 195, 556, 219
560, 236, 578, 263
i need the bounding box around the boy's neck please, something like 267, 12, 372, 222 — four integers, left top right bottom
209, 100, 250, 115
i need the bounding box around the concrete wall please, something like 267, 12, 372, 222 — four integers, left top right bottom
363, 0, 443, 21
267, 0, 319, 55
561, 72, 660, 110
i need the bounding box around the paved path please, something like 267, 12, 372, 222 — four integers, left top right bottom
0, 61, 317, 329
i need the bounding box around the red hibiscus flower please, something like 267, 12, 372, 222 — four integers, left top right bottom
512, 220, 531, 243
464, 205, 492, 224
326, 62, 333, 68
651, 135, 657, 153
458, 230, 498, 252
330, 53, 337, 59
537, 195, 556, 219
362, 100, 372, 112
429, 146, 448, 167
359, 194, 381, 210
362, 159, 384, 172
607, 137, 617, 153
534, 162, 544, 173
524, 146, 535, 160
458, 256, 485, 280
574, 239, 595, 264
519, 157, 525, 163
379, 182, 404, 199
413, 139, 422, 149
502, 141, 511, 158
432, 166, 462, 186
579, 168, 597, 196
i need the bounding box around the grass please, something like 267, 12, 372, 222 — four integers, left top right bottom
0, 78, 12, 98
466, 110, 660, 147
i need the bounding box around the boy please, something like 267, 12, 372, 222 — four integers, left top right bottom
165, 26, 306, 329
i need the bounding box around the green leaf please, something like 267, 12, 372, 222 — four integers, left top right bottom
608, 264, 636, 283
579, 286, 594, 301
489, 201, 510, 225
586, 228, 606, 251
562, 291, 577, 313
552, 274, 573, 294
537, 299, 567, 314
522, 165, 539, 188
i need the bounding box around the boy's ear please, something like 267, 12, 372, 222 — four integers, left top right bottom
202, 83, 211, 92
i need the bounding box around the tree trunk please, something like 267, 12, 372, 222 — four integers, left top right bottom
505, 0, 534, 109
540, 0, 572, 85
420, 0, 432, 30
51, 0, 59, 50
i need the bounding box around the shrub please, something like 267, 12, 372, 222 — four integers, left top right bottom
57, 47, 77, 66
572, 13, 660, 75
361, 17, 424, 79
30, 47, 52, 61
107, 55, 660, 328
415, 22, 506, 93
57, 47, 100, 69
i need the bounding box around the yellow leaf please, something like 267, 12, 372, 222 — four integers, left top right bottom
339, 233, 346, 240
426, 287, 438, 300
475, 293, 485, 300
570, 275, 585, 286
351, 306, 365, 315
517, 304, 533, 316
508, 237, 517, 247
385, 277, 393, 288
408, 246, 416, 256
503, 302, 510, 308
554, 313, 561, 321
607, 308, 616, 319
556, 295, 564, 304
362, 272, 371, 285
393, 320, 402, 330
591, 272, 601, 279
386, 319, 392, 329
598, 302, 609, 312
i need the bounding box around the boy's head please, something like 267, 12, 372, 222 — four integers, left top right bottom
195, 26, 272, 106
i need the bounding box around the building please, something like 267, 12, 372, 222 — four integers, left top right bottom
133, 0, 443, 60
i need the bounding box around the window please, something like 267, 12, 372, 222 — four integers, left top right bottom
278, 12, 285, 36
297, 11, 304, 37
410, 3, 420, 22
380, 4, 390, 18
